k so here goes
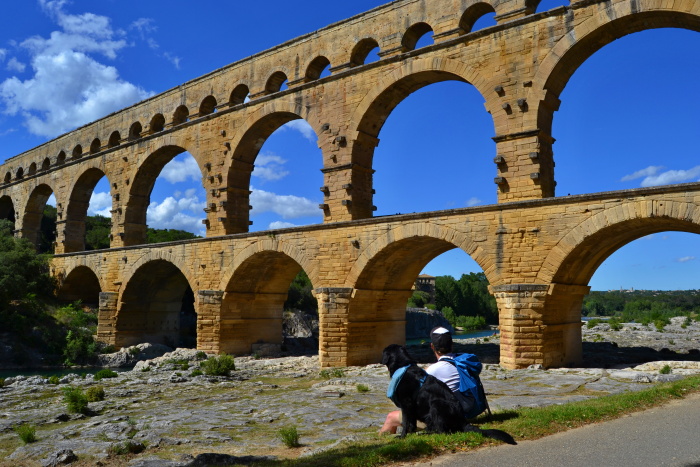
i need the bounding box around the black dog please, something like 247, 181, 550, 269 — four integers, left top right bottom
382, 344, 516, 444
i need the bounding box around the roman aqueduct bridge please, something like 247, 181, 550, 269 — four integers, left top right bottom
0, 0, 698, 368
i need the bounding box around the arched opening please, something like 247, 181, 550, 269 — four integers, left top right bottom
56, 151, 66, 165
108, 131, 121, 148
172, 105, 189, 126
225, 113, 322, 233
230, 84, 250, 106
129, 122, 142, 140
22, 184, 55, 252
350, 38, 380, 66
116, 260, 196, 349
28, 163, 37, 176
64, 168, 111, 253
58, 266, 101, 307
41, 157, 51, 171
459, 3, 497, 34
4, 172, 11, 184
549, 26, 700, 197
123, 146, 205, 246
72, 145, 83, 159
90, 138, 101, 154
221, 251, 314, 355
402, 22, 434, 52
357, 73, 496, 217
265, 71, 288, 94
15, 167, 24, 179
347, 235, 494, 365
199, 96, 217, 116
0, 195, 16, 228
535, 0, 570, 13
149, 114, 165, 133
305, 56, 331, 81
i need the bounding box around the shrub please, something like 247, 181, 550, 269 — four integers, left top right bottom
608, 318, 623, 331
190, 369, 203, 377
659, 365, 672, 375
86, 386, 105, 402
356, 384, 370, 393
14, 424, 37, 444
128, 347, 140, 356
195, 351, 207, 361
278, 426, 301, 448
100, 344, 116, 354
200, 354, 235, 376
48, 375, 60, 385
586, 319, 602, 329
654, 319, 668, 332
109, 441, 145, 456
64, 329, 98, 366
62, 386, 89, 414
319, 368, 345, 379
94, 369, 118, 381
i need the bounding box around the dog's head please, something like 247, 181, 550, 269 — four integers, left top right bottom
381, 344, 417, 376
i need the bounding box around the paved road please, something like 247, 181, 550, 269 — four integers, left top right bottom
404, 392, 700, 467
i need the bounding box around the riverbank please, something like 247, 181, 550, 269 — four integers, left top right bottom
1, 318, 699, 466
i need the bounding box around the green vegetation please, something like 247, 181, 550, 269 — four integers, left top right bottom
200, 354, 236, 376
86, 386, 106, 402
319, 368, 345, 379
14, 424, 37, 444
48, 375, 60, 385
190, 369, 203, 377
278, 426, 301, 448
583, 290, 700, 324
62, 386, 89, 414
284, 271, 318, 312
356, 384, 370, 393
108, 441, 145, 456
659, 365, 672, 375
255, 376, 700, 467
94, 369, 118, 381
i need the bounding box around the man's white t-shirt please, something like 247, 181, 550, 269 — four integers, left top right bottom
425, 356, 460, 392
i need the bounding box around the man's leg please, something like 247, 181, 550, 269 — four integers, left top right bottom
379, 410, 401, 434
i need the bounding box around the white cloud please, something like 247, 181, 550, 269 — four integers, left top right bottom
621, 166, 665, 182
163, 52, 181, 69
161, 156, 201, 184
677, 256, 696, 263
253, 152, 289, 182
130, 18, 157, 38
465, 197, 481, 207
281, 120, 317, 142
0, 49, 6, 61
6, 58, 26, 73
269, 221, 297, 230
0, 1, 152, 138
250, 187, 320, 219
147, 192, 206, 235
639, 166, 700, 187
88, 191, 112, 217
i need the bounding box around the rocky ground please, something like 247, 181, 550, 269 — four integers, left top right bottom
1, 317, 700, 467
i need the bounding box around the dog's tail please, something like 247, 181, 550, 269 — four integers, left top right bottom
464, 425, 517, 445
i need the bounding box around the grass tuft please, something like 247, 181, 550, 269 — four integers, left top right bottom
14, 424, 37, 444
278, 426, 301, 448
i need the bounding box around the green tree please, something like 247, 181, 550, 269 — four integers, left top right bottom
284, 270, 318, 312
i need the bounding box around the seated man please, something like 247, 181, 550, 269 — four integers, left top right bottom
379, 326, 459, 434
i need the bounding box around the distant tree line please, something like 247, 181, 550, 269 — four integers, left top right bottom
583, 290, 700, 326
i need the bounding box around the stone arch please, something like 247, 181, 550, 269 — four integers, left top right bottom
149, 113, 165, 133
129, 122, 142, 140
401, 22, 434, 52
4, 171, 11, 184
21, 183, 55, 248
265, 71, 288, 94
90, 138, 101, 154
172, 105, 189, 125
15, 167, 24, 179
305, 56, 331, 81
64, 167, 111, 253
539, 200, 700, 286
0, 195, 16, 225
28, 162, 37, 176
222, 105, 323, 234
41, 157, 51, 171
116, 257, 198, 349
122, 144, 205, 246
350, 38, 380, 66
530, 4, 700, 137
199, 95, 217, 116
229, 84, 250, 105
56, 150, 66, 165
72, 145, 83, 159
217, 243, 315, 355
459, 2, 497, 34
343, 223, 489, 365
57, 265, 103, 306
108, 131, 121, 148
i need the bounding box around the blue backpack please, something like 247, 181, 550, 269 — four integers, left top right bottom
441, 354, 491, 420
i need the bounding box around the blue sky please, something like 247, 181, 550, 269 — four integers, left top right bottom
0, 0, 698, 291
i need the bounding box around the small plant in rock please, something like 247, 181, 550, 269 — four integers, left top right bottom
100, 344, 116, 354
608, 318, 623, 331
140, 366, 151, 372
86, 386, 105, 402
586, 319, 602, 329
190, 369, 203, 377
319, 368, 345, 379
195, 351, 207, 361
109, 441, 145, 456
356, 384, 370, 393
0, 378, 4, 387
94, 369, 118, 381
278, 426, 301, 448
654, 320, 668, 332
48, 375, 60, 385
200, 354, 235, 376
659, 365, 672, 375
128, 347, 140, 356
62, 386, 89, 414
14, 424, 37, 444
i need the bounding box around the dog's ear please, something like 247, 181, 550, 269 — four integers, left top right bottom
397, 346, 416, 366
